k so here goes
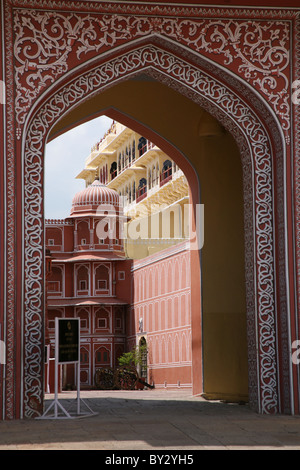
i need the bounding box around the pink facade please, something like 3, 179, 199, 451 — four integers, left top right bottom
45, 181, 191, 391
45, 181, 132, 390
129, 243, 192, 389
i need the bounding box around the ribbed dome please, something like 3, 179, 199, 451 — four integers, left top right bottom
70, 180, 120, 216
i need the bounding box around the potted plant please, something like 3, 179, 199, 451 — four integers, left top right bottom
117, 344, 148, 390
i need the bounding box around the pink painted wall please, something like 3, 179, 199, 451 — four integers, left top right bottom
130, 242, 192, 390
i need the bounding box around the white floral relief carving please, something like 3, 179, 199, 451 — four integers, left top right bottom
293, 17, 300, 312
24, 45, 277, 416
4, 1, 17, 421
14, 11, 290, 136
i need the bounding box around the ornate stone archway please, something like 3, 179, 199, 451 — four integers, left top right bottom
1, 0, 299, 419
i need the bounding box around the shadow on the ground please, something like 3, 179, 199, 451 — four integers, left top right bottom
1, 390, 299, 449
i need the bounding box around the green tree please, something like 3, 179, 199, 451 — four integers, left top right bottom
118, 344, 147, 375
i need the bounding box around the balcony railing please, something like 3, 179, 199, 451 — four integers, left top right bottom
139, 141, 155, 157
136, 185, 147, 203
139, 143, 147, 157
160, 167, 172, 186
111, 169, 117, 180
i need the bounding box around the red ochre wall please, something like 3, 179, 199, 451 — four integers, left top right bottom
129, 242, 192, 389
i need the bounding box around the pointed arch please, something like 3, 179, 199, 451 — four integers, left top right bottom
20, 38, 287, 417
174, 334, 180, 363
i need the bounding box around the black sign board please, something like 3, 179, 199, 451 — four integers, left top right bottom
57, 319, 79, 364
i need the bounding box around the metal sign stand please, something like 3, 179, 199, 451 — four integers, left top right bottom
38, 318, 96, 420
45, 345, 50, 394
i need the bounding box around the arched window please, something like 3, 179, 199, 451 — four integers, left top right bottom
133, 181, 136, 201
47, 309, 63, 331
138, 137, 147, 157
139, 337, 147, 380
94, 264, 110, 294
76, 265, 89, 294
129, 185, 132, 203
138, 177, 147, 189
152, 164, 156, 187
110, 161, 117, 180
47, 226, 63, 248
137, 178, 147, 201
148, 168, 152, 190
48, 266, 63, 295
95, 307, 111, 332
162, 159, 172, 172
80, 346, 89, 364
77, 220, 89, 247
77, 308, 90, 332
95, 345, 111, 365
114, 307, 124, 333
161, 160, 173, 184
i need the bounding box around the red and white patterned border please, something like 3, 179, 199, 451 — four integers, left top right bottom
1, 1, 297, 417
23, 42, 281, 416
13, 8, 291, 137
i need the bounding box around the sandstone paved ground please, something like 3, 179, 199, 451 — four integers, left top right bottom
0, 389, 299, 451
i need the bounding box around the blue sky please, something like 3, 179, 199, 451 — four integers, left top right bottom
45, 115, 113, 219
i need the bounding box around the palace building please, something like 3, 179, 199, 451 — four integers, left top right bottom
45, 122, 193, 391
2, 0, 300, 419
76, 120, 190, 259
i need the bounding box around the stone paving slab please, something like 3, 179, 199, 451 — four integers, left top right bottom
0, 389, 300, 450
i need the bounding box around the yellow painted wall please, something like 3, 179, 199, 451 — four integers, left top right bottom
49, 77, 248, 401
198, 132, 248, 401
124, 200, 188, 259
